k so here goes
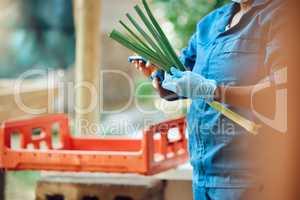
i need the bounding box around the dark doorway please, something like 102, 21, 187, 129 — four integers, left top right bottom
114, 196, 133, 200
0, 172, 4, 200
46, 194, 64, 200
81, 196, 99, 200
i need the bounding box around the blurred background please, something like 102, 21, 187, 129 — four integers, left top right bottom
2, 0, 300, 200
0, 0, 229, 199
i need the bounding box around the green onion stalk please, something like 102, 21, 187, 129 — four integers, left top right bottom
109, 0, 260, 135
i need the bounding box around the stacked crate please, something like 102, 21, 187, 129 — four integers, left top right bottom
36, 174, 164, 200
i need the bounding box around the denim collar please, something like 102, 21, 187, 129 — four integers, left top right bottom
216, 0, 271, 34
216, 3, 237, 33
229, 0, 270, 8
252, 0, 271, 7
216, 0, 270, 35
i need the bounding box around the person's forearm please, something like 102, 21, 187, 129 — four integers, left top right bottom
214, 85, 253, 109
214, 84, 276, 116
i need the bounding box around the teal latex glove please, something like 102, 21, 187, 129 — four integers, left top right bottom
162, 67, 217, 99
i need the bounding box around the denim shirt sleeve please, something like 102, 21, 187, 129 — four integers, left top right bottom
264, 6, 287, 73
179, 33, 197, 70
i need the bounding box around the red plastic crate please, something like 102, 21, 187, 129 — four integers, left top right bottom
0, 114, 188, 175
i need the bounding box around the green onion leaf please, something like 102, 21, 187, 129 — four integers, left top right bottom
141, 0, 186, 71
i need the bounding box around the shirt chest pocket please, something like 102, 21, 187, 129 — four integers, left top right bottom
207, 38, 265, 85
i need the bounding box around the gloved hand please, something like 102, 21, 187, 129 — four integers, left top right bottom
150, 70, 164, 81
162, 67, 217, 99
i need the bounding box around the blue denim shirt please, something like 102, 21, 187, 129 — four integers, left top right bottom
180, 0, 285, 188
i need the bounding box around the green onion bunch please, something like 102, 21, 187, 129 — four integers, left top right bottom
109, 0, 187, 73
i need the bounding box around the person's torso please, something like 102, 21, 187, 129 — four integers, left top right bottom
187, 0, 284, 187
